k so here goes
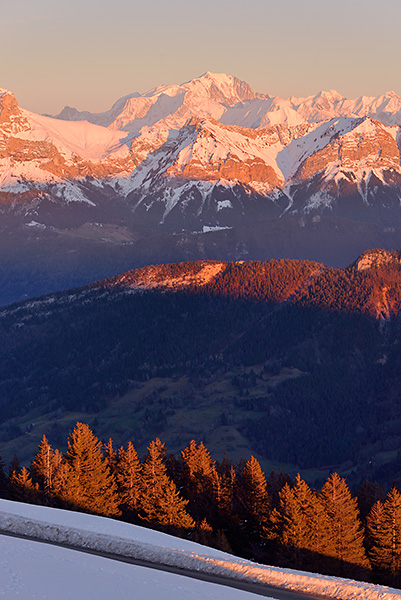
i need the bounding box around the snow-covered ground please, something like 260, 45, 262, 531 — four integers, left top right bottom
0, 499, 400, 600
0, 534, 259, 600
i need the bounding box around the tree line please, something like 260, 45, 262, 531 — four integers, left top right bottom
1, 423, 401, 587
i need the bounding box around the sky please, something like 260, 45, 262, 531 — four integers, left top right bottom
2, 0, 401, 114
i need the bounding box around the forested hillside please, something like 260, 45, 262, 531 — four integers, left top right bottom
2, 252, 401, 487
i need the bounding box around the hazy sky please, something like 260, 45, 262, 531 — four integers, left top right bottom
2, 0, 401, 114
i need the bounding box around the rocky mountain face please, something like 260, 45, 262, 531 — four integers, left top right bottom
2, 73, 401, 304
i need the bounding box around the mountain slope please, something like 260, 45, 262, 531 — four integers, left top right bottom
2, 251, 401, 487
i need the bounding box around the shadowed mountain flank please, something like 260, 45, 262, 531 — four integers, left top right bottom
2, 253, 401, 488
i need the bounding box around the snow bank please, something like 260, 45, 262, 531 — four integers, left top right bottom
0, 499, 400, 600
1, 535, 259, 600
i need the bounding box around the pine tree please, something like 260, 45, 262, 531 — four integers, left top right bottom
31, 435, 56, 495
320, 472, 368, 572
236, 455, 269, 536
270, 474, 330, 570
9, 467, 39, 504
192, 518, 214, 546
8, 454, 20, 478
116, 441, 142, 519
237, 456, 269, 517
267, 468, 293, 509
140, 438, 193, 530
308, 488, 333, 569
367, 487, 401, 581
0, 456, 8, 499
356, 479, 385, 522
180, 440, 218, 523
216, 458, 237, 526
181, 440, 216, 483
103, 438, 118, 474
51, 449, 72, 506
66, 422, 120, 516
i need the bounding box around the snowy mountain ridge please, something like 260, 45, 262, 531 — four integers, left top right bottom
51, 72, 401, 131
2, 74, 401, 224
3, 73, 401, 304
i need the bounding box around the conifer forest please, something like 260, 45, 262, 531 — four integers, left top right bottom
2, 423, 401, 588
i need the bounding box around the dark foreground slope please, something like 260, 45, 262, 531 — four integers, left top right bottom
2, 250, 401, 487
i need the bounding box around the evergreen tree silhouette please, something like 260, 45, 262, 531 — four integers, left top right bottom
356, 479, 385, 522
51, 449, 72, 506
66, 422, 120, 516
103, 438, 118, 474
367, 487, 401, 583
9, 467, 39, 504
0, 456, 8, 499
31, 435, 56, 495
215, 455, 237, 527
180, 440, 217, 522
116, 441, 142, 519
8, 454, 20, 478
270, 474, 330, 570
320, 472, 368, 572
236, 455, 269, 535
140, 438, 193, 529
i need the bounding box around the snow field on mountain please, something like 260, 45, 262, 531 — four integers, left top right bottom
0, 499, 400, 600
19, 110, 130, 161
0, 158, 95, 204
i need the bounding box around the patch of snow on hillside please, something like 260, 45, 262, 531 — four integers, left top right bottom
217, 199, 233, 211
0, 500, 400, 600
0, 158, 59, 191
55, 181, 96, 205
203, 225, 232, 232
304, 192, 334, 213
26, 220, 46, 229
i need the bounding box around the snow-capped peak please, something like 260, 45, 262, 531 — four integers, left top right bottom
183, 71, 258, 105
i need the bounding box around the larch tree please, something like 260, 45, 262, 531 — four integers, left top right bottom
66, 422, 120, 516
50, 449, 72, 506
9, 467, 39, 504
140, 438, 194, 530
267, 469, 293, 510
270, 474, 330, 570
356, 479, 385, 522
180, 440, 217, 523
367, 487, 401, 581
181, 440, 216, 483
0, 456, 8, 499
8, 454, 20, 478
116, 441, 142, 519
192, 517, 214, 547
103, 438, 118, 474
31, 435, 56, 495
216, 458, 237, 526
319, 472, 368, 572
236, 455, 269, 534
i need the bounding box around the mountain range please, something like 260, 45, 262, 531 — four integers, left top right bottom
2, 73, 401, 304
